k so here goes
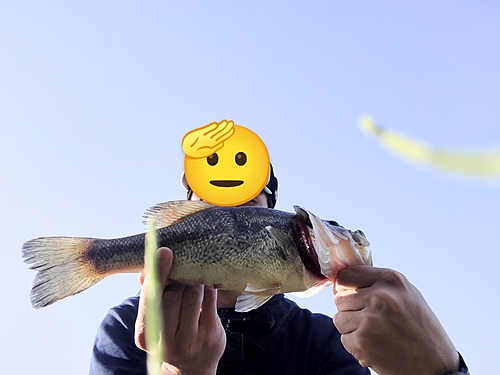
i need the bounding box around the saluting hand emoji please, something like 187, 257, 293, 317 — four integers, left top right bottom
182, 120, 235, 158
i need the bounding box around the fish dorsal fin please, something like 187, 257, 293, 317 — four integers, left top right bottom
144, 200, 214, 229
235, 293, 274, 312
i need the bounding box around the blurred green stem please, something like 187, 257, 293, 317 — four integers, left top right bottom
145, 220, 162, 375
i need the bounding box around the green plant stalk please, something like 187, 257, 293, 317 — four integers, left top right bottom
145, 220, 163, 375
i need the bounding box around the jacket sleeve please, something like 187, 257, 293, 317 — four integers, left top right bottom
89, 296, 147, 375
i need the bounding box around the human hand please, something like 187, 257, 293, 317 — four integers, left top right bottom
135, 247, 226, 375
333, 266, 460, 375
182, 120, 235, 158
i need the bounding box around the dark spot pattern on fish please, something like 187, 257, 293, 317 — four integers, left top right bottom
87, 234, 146, 275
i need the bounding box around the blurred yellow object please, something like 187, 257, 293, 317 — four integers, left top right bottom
359, 115, 500, 177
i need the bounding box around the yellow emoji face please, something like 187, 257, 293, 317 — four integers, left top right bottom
184, 124, 270, 206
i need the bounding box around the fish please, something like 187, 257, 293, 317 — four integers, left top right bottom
22, 200, 372, 312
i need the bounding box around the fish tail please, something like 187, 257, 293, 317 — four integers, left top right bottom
22, 236, 103, 308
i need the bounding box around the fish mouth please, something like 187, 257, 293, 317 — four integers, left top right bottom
293, 219, 324, 280
293, 206, 373, 281
210, 180, 244, 187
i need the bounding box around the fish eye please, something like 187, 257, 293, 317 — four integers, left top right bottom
235, 152, 247, 166
207, 153, 219, 166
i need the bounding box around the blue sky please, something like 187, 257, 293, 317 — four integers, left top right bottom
2, 1, 499, 373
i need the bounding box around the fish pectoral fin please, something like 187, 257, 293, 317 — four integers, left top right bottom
265, 226, 295, 259
290, 280, 333, 298
236, 284, 281, 311
244, 283, 281, 293
143, 200, 214, 229
235, 293, 274, 312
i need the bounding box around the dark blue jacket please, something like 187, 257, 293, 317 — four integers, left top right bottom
90, 294, 369, 375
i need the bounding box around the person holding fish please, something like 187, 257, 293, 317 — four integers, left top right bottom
118, 123, 469, 374
23, 121, 468, 374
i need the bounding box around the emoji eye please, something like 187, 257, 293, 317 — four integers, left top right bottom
235, 152, 247, 166
207, 153, 219, 166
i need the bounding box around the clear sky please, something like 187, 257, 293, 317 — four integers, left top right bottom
2, 1, 499, 374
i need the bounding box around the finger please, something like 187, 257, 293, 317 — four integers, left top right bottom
334, 288, 367, 312
208, 120, 229, 138
135, 273, 157, 350
199, 286, 219, 329
135, 248, 174, 350
138, 270, 146, 286
157, 247, 174, 287
135, 271, 149, 350
333, 311, 363, 335
212, 120, 235, 142
339, 332, 368, 368
157, 248, 186, 338
161, 284, 186, 338
335, 265, 388, 291
215, 125, 235, 143
202, 121, 222, 136
177, 284, 205, 334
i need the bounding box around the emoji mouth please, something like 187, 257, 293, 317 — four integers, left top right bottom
210, 180, 244, 187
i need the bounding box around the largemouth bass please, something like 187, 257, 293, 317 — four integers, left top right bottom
22, 200, 372, 312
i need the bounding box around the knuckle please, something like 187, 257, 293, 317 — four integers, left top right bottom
379, 268, 408, 289
367, 288, 397, 315
333, 312, 351, 333
185, 284, 203, 295
185, 285, 205, 302
332, 312, 343, 329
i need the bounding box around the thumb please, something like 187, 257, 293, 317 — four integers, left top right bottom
157, 247, 174, 288
334, 265, 384, 293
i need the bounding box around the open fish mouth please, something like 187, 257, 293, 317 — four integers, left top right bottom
210, 180, 244, 187
293, 206, 372, 281
292, 218, 324, 279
